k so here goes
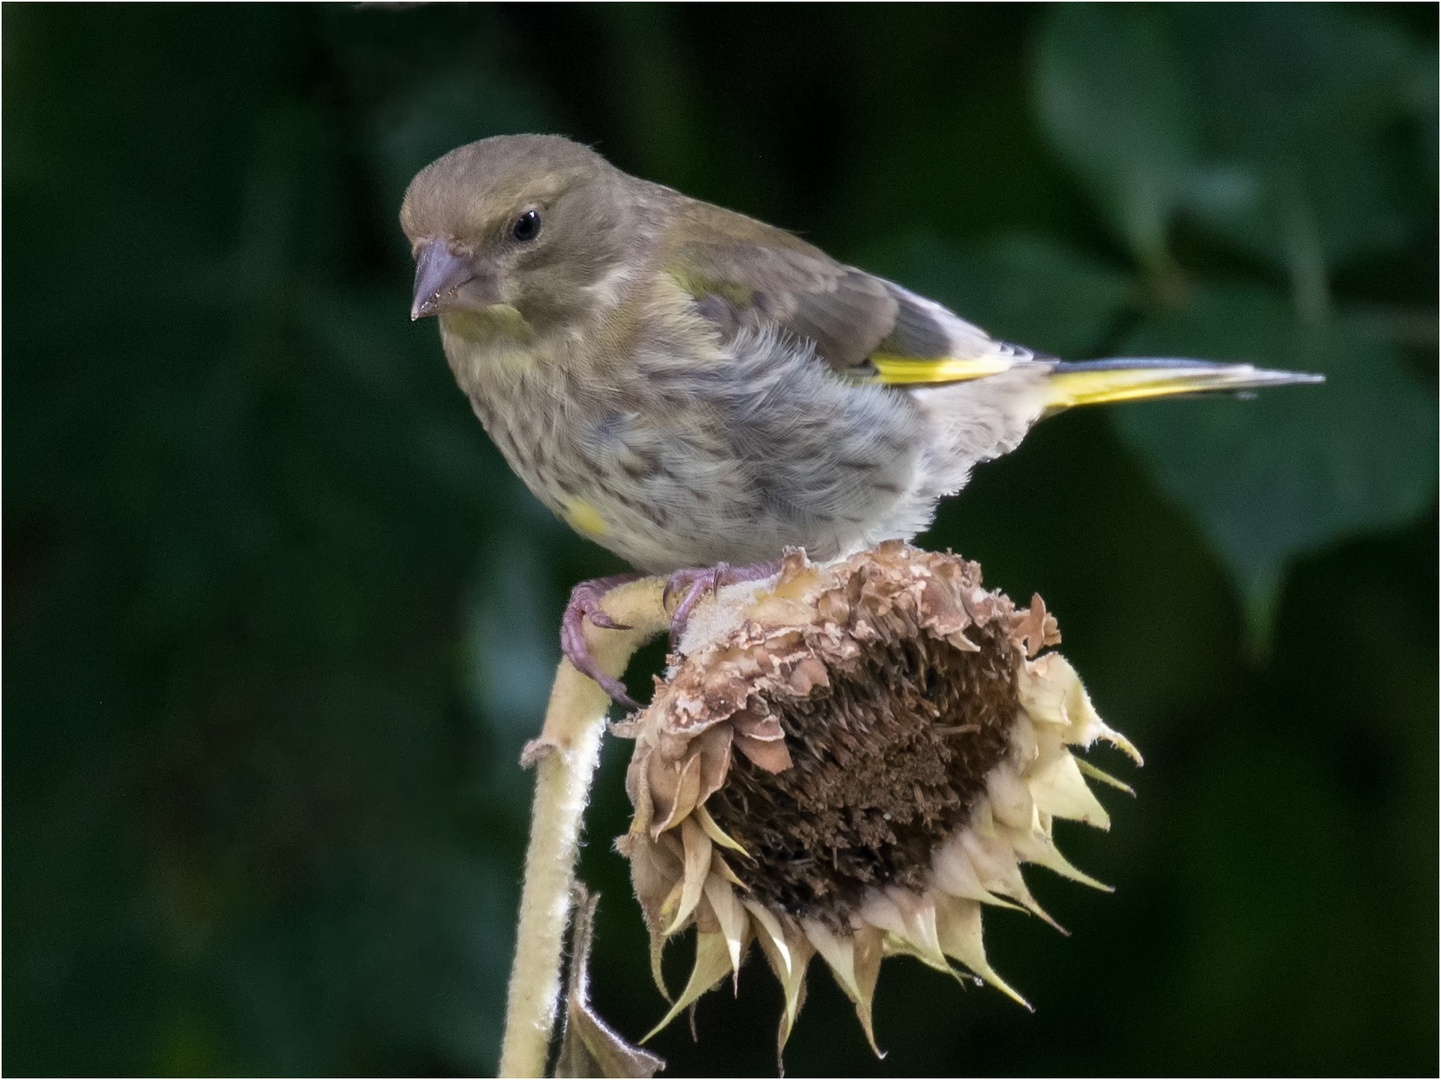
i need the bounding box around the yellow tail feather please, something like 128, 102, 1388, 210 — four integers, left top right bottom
1044, 362, 1323, 409
868, 353, 1322, 404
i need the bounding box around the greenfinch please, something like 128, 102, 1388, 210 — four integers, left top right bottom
401, 134, 1319, 702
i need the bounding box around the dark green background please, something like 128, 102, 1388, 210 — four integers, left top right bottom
5, 4, 1436, 1076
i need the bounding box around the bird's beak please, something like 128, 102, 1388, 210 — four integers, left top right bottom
410, 241, 500, 321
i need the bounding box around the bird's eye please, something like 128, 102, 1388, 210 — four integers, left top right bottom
512, 209, 541, 242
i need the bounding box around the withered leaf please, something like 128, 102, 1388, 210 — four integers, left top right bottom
553, 885, 665, 1079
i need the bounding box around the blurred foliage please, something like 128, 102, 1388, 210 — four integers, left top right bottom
1035, 4, 1438, 627
3, 4, 1435, 1076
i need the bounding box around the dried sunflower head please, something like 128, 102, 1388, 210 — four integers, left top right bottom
613, 541, 1141, 1055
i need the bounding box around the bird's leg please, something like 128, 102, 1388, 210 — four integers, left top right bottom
663, 559, 783, 649
561, 572, 646, 708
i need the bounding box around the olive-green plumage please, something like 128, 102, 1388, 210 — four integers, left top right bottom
401, 134, 1319, 574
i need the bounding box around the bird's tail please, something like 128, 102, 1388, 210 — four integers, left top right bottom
895, 355, 1323, 537
1043, 358, 1324, 410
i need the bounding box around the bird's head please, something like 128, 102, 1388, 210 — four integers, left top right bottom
400, 134, 642, 336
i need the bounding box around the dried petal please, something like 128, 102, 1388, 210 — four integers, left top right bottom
663, 816, 713, 934
642, 931, 733, 1044
1027, 749, 1112, 829
804, 919, 885, 1056
701, 874, 746, 979
692, 802, 748, 856
934, 893, 1031, 1011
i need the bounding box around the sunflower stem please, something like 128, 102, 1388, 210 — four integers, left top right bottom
498, 578, 669, 1078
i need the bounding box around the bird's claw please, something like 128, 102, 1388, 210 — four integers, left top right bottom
561, 573, 644, 708
663, 559, 782, 650
663, 564, 728, 649
585, 608, 632, 632
562, 562, 783, 708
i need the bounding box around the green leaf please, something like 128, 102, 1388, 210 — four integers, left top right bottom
1035, 4, 1207, 267
1168, 5, 1431, 314
1114, 285, 1437, 635
1036, 5, 1435, 316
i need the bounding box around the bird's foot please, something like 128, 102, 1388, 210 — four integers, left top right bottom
562, 562, 784, 708
663, 559, 783, 650
561, 572, 645, 708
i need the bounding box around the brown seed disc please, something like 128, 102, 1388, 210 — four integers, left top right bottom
706, 618, 1017, 924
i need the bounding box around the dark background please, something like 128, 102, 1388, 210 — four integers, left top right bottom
5, 4, 1436, 1076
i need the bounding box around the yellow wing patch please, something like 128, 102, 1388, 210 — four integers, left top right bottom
561, 498, 610, 538
869, 353, 1016, 385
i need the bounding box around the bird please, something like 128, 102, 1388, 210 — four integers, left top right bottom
401, 134, 1321, 704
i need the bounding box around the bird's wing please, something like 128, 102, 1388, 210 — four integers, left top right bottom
660, 198, 1323, 407
661, 197, 1040, 381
